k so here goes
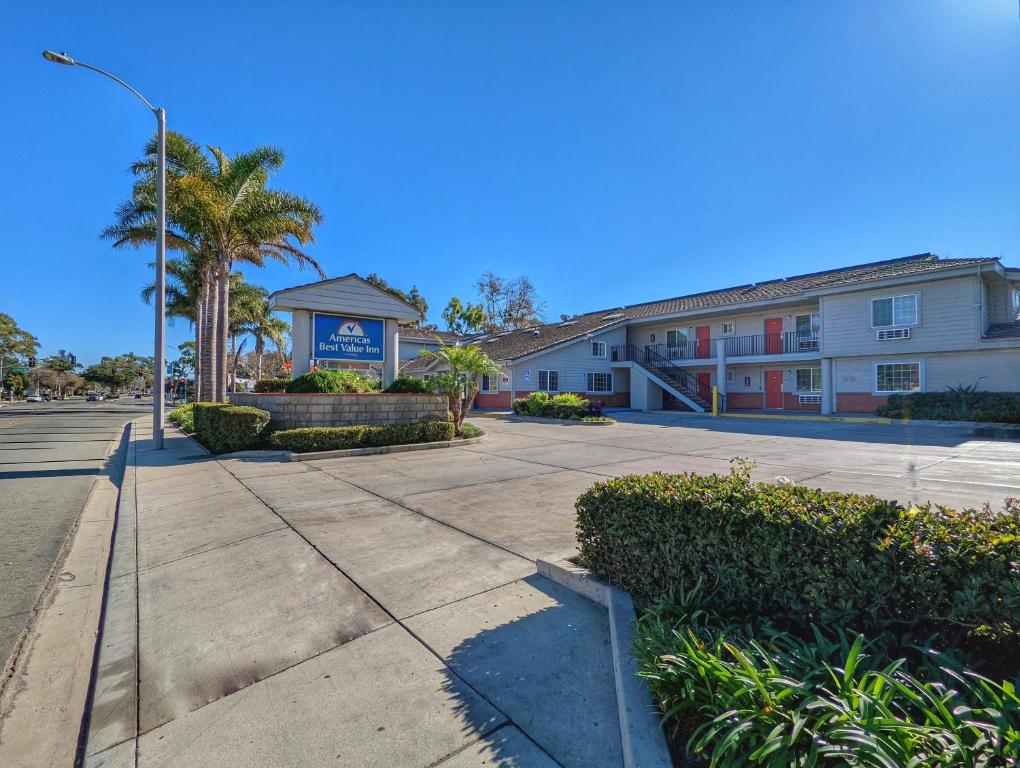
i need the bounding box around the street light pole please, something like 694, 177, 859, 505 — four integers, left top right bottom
42, 50, 166, 448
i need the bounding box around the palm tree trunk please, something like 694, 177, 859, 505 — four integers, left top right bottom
200, 270, 217, 402
255, 336, 264, 382
215, 265, 230, 402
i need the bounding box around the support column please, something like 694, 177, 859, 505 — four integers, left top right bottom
383, 319, 399, 388
821, 357, 834, 415
715, 339, 727, 403
291, 310, 312, 379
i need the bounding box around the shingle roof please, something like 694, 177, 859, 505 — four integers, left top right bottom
465, 253, 997, 362
399, 355, 438, 373
399, 328, 470, 344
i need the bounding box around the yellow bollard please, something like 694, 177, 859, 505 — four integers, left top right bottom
712, 385, 719, 416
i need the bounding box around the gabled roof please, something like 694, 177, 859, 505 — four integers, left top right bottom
270, 273, 424, 321
464, 253, 999, 363
399, 328, 470, 344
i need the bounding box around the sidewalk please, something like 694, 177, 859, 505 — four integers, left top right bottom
84, 425, 623, 767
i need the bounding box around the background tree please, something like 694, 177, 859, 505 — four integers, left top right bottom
83, 353, 153, 396
0, 313, 39, 375
366, 274, 428, 326
474, 272, 546, 332
42, 355, 80, 398
419, 343, 500, 436
442, 297, 487, 335
4, 371, 29, 399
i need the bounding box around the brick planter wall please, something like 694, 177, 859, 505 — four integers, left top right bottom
228, 392, 450, 430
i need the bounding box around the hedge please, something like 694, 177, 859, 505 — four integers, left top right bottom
511, 391, 589, 419
384, 375, 432, 394
268, 420, 456, 453
169, 402, 195, 433
877, 390, 1020, 422
193, 403, 271, 454
285, 370, 380, 394
253, 378, 290, 393
576, 463, 1020, 660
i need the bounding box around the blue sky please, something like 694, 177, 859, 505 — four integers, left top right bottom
2, 1, 1018, 365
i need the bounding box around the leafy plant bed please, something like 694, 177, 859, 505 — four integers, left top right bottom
268, 420, 462, 453
509, 414, 615, 425
877, 388, 1020, 423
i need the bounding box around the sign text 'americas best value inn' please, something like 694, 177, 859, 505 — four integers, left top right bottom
312, 314, 385, 362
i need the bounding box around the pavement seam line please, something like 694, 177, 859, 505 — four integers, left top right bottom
133, 525, 291, 575
218, 458, 566, 768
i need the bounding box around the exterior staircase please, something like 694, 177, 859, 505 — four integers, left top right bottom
984, 322, 1020, 340
613, 345, 711, 412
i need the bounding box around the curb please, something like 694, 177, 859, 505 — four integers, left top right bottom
537, 559, 671, 768
0, 423, 132, 768
500, 415, 616, 426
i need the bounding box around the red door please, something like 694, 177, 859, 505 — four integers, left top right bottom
765, 370, 783, 409
696, 325, 711, 358
697, 372, 711, 403
764, 317, 783, 354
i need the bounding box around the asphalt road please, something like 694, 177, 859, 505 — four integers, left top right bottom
0, 398, 147, 669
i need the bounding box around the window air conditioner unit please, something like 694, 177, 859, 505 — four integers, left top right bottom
798, 394, 822, 405
876, 328, 910, 340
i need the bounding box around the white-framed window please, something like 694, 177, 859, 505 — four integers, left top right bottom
665, 328, 688, 356
795, 367, 822, 392
481, 372, 500, 392
538, 370, 559, 392
726, 370, 734, 383
871, 294, 918, 327
720, 321, 736, 336
874, 362, 922, 393
587, 372, 613, 393
591, 341, 607, 358
1012, 289, 1020, 313
795, 313, 820, 335
422, 374, 433, 382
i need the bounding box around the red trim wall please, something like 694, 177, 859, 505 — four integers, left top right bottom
782, 393, 821, 411
725, 392, 764, 409
474, 391, 512, 408
836, 393, 888, 413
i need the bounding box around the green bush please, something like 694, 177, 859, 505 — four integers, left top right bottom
285, 370, 380, 394
253, 378, 290, 393
268, 420, 455, 453
385, 375, 432, 394
511, 391, 589, 419
193, 403, 271, 454
460, 422, 484, 438
877, 389, 1020, 422
576, 463, 1020, 661
635, 587, 1020, 767
169, 403, 195, 433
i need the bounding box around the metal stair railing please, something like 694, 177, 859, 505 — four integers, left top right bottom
613, 344, 710, 410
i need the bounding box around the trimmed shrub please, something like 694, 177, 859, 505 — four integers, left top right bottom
877, 389, 1020, 422
194, 404, 271, 453
460, 422, 485, 439
511, 391, 589, 419
169, 402, 195, 433
268, 420, 455, 453
285, 370, 380, 394
253, 378, 290, 393
385, 375, 432, 394
576, 463, 1020, 659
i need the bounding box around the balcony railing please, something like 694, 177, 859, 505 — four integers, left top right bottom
619, 332, 820, 362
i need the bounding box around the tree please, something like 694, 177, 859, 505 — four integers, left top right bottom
107, 131, 324, 402
419, 343, 500, 436
365, 274, 428, 325
83, 353, 153, 396
0, 313, 39, 374
442, 297, 487, 335
4, 371, 29, 399
474, 272, 545, 332
42, 355, 80, 398
234, 293, 290, 382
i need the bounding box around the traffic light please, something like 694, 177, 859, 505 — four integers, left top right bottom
27, 357, 36, 368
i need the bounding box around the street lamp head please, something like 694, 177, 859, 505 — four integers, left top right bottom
42, 50, 75, 66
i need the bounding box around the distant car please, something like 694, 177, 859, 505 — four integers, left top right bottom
26, 393, 43, 403
42, 394, 51, 402
134, 393, 142, 399
86, 394, 98, 401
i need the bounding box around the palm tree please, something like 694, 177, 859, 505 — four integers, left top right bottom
235, 295, 290, 382
107, 132, 325, 402
419, 343, 501, 435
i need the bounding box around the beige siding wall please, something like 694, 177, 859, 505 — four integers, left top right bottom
820, 275, 982, 357
511, 326, 629, 394
630, 304, 820, 347
833, 350, 1020, 394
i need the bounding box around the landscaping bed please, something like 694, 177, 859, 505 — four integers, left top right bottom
511, 391, 615, 422
877, 389, 1020, 423
575, 462, 1020, 766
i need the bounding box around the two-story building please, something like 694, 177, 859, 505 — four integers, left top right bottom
403, 253, 1020, 414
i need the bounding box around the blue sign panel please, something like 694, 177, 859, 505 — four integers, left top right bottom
313, 314, 385, 362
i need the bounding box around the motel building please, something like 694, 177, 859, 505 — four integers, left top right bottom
270, 254, 1020, 415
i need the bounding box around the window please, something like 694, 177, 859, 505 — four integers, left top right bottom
726, 370, 734, 383
875, 362, 921, 393
795, 313, 819, 335
721, 321, 735, 336
587, 372, 613, 392
591, 341, 607, 358
481, 372, 500, 392
1013, 289, 1020, 313
872, 295, 918, 327
422, 374, 432, 382
795, 367, 822, 392
538, 370, 558, 391
665, 329, 688, 356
